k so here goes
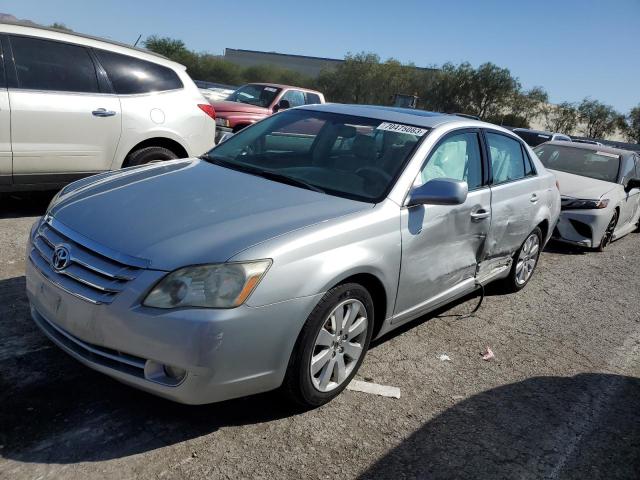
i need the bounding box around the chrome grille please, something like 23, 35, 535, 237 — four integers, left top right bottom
29, 218, 143, 304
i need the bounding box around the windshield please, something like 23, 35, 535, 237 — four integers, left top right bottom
226, 84, 281, 107
203, 109, 428, 202
533, 144, 620, 183
514, 130, 553, 147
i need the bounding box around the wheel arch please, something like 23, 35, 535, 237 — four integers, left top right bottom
121, 137, 189, 168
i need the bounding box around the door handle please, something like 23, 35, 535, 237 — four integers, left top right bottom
470, 209, 490, 221
530, 193, 539, 203
92, 108, 116, 117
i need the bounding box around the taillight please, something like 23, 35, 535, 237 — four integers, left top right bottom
198, 103, 216, 120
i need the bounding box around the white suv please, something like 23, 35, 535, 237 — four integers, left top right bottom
0, 23, 216, 191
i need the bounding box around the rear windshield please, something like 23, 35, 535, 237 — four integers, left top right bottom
514, 130, 553, 147
533, 144, 620, 183
203, 109, 428, 202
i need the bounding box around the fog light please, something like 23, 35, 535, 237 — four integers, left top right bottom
163, 365, 187, 381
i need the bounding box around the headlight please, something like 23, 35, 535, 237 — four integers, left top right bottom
143, 260, 271, 309
215, 117, 230, 128
561, 197, 609, 210
46, 190, 63, 214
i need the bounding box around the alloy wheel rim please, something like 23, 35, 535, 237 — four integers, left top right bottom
310, 299, 368, 392
515, 233, 540, 286
602, 214, 617, 248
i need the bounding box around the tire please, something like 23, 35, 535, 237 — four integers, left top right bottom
123, 146, 179, 167
596, 210, 618, 252
501, 227, 542, 293
283, 283, 374, 408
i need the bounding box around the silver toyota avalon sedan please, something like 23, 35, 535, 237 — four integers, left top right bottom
26, 104, 560, 407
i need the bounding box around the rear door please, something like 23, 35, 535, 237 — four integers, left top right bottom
0, 38, 10, 186
394, 129, 491, 318
483, 130, 543, 265
7, 35, 121, 184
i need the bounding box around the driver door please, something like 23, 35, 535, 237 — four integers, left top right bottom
394, 129, 491, 322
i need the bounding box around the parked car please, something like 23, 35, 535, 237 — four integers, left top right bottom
571, 138, 604, 146
513, 128, 572, 147
533, 141, 640, 250
212, 83, 325, 143
27, 104, 560, 407
0, 22, 216, 192
194, 80, 237, 103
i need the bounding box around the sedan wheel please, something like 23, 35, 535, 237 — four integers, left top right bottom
515, 233, 540, 286
597, 211, 618, 252
284, 283, 374, 407
310, 299, 368, 392
501, 227, 542, 292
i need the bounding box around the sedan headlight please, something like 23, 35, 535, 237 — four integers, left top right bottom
215, 117, 230, 128
560, 197, 609, 210
143, 260, 271, 309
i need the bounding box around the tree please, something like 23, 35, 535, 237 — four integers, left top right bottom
509, 86, 548, 126
622, 105, 640, 144
469, 63, 519, 120
577, 98, 623, 139
49, 22, 72, 32
144, 36, 190, 58
543, 101, 579, 134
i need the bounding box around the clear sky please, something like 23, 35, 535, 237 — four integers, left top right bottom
2, 0, 639, 112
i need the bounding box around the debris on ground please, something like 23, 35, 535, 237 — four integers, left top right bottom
347, 380, 401, 399
437, 354, 451, 361
481, 346, 495, 361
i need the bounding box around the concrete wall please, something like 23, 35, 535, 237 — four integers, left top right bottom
224, 48, 343, 78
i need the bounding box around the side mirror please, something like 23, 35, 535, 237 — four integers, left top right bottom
273, 99, 291, 113
625, 178, 640, 192
407, 178, 468, 207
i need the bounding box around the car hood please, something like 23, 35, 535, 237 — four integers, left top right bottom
49, 159, 371, 271
211, 100, 270, 115
550, 169, 618, 199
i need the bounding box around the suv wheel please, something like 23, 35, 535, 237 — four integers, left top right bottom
124, 146, 179, 167
501, 227, 542, 292
283, 283, 374, 407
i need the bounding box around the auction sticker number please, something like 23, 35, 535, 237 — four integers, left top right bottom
376, 122, 428, 136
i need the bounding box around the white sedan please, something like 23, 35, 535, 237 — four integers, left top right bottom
534, 142, 640, 251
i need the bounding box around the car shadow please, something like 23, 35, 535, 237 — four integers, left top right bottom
0, 191, 57, 219
0, 276, 308, 465
544, 239, 590, 255
359, 373, 640, 479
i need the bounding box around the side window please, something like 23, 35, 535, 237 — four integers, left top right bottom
0, 41, 5, 87
10, 36, 99, 93
280, 89, 306, 107
523, 146, 536, 176
620, 157, 636, 185
95, 50, 183, 94
417, 131, 483, 190
305, 92, 321, 104
487, 132, 526, 184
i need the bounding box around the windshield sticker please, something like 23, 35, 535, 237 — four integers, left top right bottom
264, 87, 278, 92
376, 122, 428, 136
595, 151, 619, 159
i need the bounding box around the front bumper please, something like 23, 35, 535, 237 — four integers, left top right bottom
552, 208, 613, 248
26, 255, 322, 404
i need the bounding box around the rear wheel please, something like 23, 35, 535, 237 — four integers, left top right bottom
501, 227, 542, 293
283, 283, 373, 407
123, 146, 179, 167
596, 211, 618, 252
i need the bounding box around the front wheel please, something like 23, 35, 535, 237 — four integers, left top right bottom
596, 211, 618, 252
283, 283, 374, 407
501, 227, 542, 293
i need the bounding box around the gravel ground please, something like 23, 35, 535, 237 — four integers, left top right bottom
1, 192, 639, 480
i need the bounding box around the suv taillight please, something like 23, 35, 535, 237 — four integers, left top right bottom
198, 104, 216, 120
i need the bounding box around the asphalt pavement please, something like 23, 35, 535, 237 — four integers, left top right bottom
1, 192, 639, 479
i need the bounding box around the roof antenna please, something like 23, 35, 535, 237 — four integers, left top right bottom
133, 34, 142, 47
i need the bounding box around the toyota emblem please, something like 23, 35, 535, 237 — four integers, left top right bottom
52, 245, 71, 271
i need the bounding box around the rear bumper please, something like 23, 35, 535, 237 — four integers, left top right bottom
26, 255, 322, 404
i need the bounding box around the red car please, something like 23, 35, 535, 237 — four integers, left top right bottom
212, 83, 325, 143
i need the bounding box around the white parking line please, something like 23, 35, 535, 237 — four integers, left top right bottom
347, 380, 401, 399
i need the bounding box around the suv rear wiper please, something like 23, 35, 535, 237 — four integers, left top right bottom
201, 154, 325, 194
